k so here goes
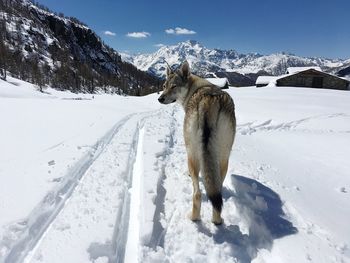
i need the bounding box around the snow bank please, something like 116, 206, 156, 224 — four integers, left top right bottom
255, 76, 278, 86
206, 78, 228, 88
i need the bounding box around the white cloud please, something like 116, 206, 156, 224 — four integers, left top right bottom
165, 27, 196, 35
154, 43, 165, 47
165, 28, 175, 34
126, 31, 151, 38
104, 30, 116, 36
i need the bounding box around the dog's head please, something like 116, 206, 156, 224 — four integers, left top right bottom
158, 61, 190, 104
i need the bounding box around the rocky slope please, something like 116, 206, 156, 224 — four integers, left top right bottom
0, 0, 159, 94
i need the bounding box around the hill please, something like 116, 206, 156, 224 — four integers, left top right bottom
0, 0, 160, 95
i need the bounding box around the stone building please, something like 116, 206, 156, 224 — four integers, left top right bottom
255, 67, 349, 90
277, 68, 349, 90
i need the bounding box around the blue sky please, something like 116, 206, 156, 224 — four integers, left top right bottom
36, 0, 350, 59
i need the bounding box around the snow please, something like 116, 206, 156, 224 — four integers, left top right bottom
206, 78, 229, 88
1, 77, 350, 263
255, 76, 279, 86
286, 66, 322, 74
0, 77, 47, 98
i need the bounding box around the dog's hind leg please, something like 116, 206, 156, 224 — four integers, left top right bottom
188, 156, 201, 221
207, 159, 228, 225
220, 159, 229, 184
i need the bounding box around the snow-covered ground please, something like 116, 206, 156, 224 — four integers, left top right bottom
0, 77, 350, 263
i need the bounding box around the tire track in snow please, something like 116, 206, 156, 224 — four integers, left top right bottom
0, 114, 133, 263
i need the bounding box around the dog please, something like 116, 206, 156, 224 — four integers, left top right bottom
158, 61, 236, 224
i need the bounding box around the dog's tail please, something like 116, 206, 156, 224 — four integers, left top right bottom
199, 111, 223, 213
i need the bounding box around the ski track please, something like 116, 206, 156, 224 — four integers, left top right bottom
124, 127, 144, 263
0, 114, 134, 263
0, 107, 178, 263
238, 113, 350, 135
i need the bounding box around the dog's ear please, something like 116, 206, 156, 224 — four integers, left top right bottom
180, 60, 190, 80
166, 65, 172, 77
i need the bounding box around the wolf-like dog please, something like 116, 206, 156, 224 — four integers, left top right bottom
158, 61, 236, 225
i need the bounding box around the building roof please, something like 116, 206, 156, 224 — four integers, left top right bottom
286, 66, 322, 74
255, 76, 279, 85
206, 78, 229, 87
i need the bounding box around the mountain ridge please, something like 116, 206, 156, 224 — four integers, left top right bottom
122, 40, 350, 86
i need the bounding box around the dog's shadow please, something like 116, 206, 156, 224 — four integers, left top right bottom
196, 174, 297, 263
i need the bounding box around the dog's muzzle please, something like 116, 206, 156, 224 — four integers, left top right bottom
158, 96, 165, 104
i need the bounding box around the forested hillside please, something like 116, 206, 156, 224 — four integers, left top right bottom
0, 0, 160, 95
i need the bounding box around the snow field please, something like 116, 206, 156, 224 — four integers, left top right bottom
1, 77, 350, 262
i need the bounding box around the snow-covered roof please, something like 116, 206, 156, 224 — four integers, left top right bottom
206, 78, 229, 87
255, 76, 279, 85
286, 67, 322, 74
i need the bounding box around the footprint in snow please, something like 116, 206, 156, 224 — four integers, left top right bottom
51, 177, 62, 182
338, 187, 347, 193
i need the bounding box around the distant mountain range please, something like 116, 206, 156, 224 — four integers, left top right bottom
0, 0, 159, 94
122, 40, 350, 86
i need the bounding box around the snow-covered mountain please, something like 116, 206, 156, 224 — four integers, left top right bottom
123, 40, 349, 86
0, 0, 159, 94
335, 58, 350, 79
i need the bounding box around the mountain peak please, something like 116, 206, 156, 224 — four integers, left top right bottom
175, 40, 204, 51
185, 39, 200, 46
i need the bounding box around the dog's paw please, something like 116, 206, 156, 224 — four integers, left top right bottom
211, 217, 223, 225
188, 212, 201, 222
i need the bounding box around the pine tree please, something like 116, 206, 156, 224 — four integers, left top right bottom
0, 38, 8, 81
